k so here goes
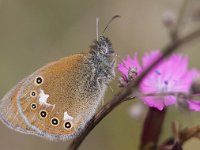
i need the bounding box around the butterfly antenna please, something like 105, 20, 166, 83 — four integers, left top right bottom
96, 17, 99, 41
102, 15, 120, 35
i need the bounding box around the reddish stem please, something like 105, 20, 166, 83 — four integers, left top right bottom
140, 108, 167, 150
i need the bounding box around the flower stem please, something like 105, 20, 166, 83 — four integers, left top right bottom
68, 28, 200, 150
140, 108, 167, 150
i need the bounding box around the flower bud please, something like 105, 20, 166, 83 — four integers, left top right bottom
192, 7, 200, 21
176, 93, 188, 109
128, 67, 137, 81
162, 10, 176, 28
118, 76, 127, 87
190, 78, 200, 94
128, 102, 146, 120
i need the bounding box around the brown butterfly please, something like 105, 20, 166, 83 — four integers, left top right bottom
0, 16, 119, 141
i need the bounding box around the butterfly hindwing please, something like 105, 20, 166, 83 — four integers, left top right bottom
16, 53, 100, 140
0, 79, 35, 135
0, 35, 116, 141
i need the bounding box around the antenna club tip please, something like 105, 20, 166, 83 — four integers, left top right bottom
102, 15, 120, 34
112, 15, 121, 19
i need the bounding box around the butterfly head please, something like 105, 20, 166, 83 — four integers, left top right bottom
90, 36, 114, 57
89, 15, 120, 58
88, 35, 115, 84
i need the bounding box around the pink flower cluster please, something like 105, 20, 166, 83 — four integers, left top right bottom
118, 50, 200, 111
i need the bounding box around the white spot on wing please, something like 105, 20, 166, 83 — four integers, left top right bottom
39, 89, 54, 107
63, 112, 73, 121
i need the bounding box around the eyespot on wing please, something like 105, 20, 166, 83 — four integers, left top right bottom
16, 54, 93, 141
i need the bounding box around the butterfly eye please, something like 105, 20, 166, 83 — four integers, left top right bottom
64, 121, 73, 129
39, 110, 47, 118
51, 117, 60, 126
31, 103, 37, 110
35, 76, 43, 85
30, 90, 37, 97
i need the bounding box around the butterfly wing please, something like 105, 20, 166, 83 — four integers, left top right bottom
0, 79, 35, 135
16, 53, 102, 141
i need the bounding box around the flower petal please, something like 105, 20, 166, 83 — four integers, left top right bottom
142, 50, 161, 69
142, 96, 165, 111
118, 53, 142, 79
188, 100, 200, 111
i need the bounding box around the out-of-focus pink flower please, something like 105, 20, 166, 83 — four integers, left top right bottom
118, 50, 200, 111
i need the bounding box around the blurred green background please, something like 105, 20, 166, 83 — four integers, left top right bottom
0, 0, 200, 149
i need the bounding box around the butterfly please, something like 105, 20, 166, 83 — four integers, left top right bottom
0, 15, 120, 141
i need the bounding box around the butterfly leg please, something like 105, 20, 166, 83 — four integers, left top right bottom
97, 76, 113, 105
111, 54, 118, 66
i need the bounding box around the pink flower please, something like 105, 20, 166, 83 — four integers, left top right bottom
118, 50, 200, 111
118, 53, 142, 81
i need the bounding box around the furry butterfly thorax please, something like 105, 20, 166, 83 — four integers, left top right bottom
0, 35, 115, 141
